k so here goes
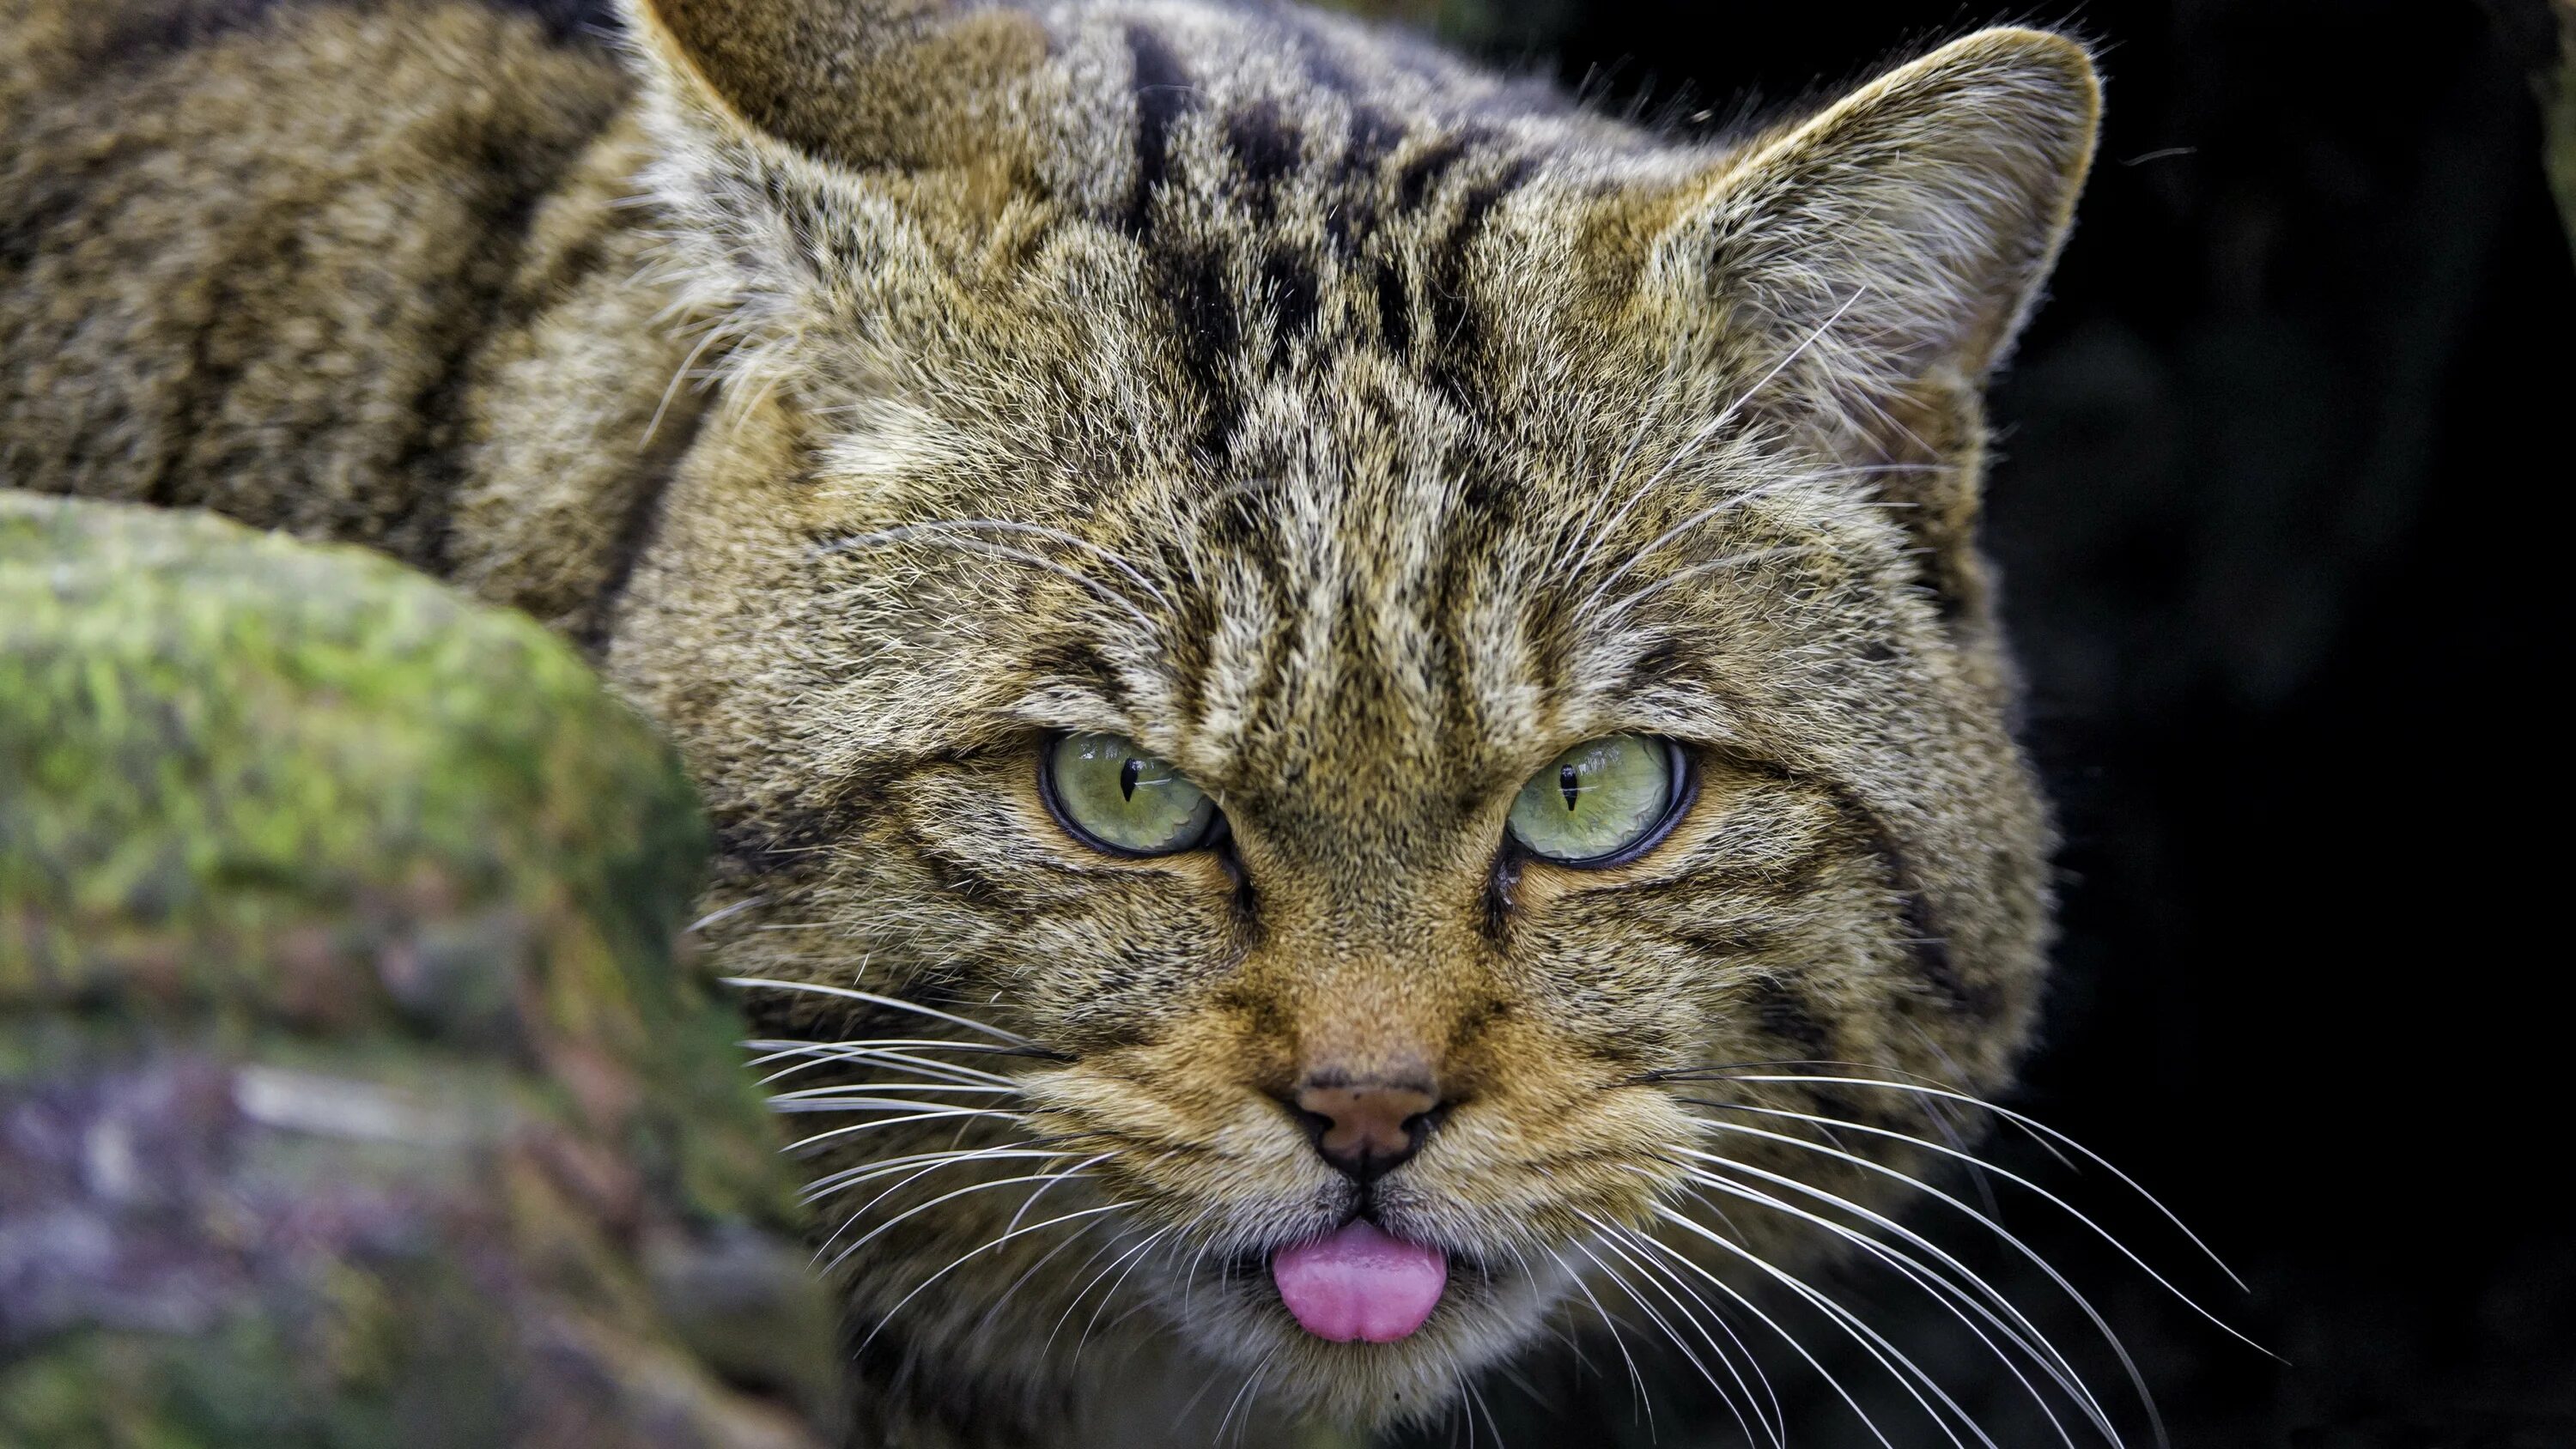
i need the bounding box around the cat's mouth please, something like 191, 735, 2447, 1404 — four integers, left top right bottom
1268, 1218, 1449, 1343
1169, 1211, 1565, 1425
1210, 1210, 1522, 1347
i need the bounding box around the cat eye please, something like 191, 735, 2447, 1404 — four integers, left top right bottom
1505, 735, 1686, 866
1043, 732, 1222, 857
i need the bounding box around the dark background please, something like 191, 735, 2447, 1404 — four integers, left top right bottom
1370, 1, 2573, 1445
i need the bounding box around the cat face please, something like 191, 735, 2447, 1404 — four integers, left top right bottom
607, 0, 2094, 1434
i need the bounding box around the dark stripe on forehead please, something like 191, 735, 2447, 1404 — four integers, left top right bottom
1323, 107, 1405, 258
1346, 106, 1408, 170
1225, 101, 1303, 224
1123, 25, 1195, 238
1163, 246, 1242, 456
1442, 158, 1536, 264
1373, 258, 1412, 355
1421, 155, 1535, 405
1263, 248, 1321, 363
580, 363, 707, 652
1394, 135, 1473, 212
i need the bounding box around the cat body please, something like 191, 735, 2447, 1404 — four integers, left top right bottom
1, 1, 2099, 1444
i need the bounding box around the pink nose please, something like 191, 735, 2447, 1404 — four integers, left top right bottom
1291, 1078, 1441, 1182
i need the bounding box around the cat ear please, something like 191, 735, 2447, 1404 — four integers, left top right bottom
618, 0, 1047, 172
1642, 27, 2100, 431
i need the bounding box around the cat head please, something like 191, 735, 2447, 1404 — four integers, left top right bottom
607, 0, 2095, 1432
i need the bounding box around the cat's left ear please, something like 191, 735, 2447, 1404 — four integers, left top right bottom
613, 0, 1055, 405
1641, 27, 2100, 433
618, 0, 1046, 175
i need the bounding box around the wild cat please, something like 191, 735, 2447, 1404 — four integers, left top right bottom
2, 0, 2231, 1443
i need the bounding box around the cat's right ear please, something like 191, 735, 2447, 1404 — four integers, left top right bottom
618, 0, 1047, 174
1632, 28, 2099, 432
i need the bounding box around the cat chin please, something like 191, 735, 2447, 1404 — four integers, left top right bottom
1146, 1246, 1576, 1431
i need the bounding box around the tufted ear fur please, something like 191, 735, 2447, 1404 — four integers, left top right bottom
613, 0, 1070, 430
619, 0, 1047, 173
1648, 27, 2099, 428
1631, 27, 2099, 622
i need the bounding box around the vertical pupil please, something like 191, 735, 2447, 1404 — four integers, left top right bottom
1120, 755, 1145, 802
1559, 761, 1581, 812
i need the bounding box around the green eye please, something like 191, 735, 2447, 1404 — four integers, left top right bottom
1044, 732, 1220, 857
1506, 735, 1682, 865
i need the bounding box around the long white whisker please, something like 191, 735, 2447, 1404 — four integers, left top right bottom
1610, 1210, 1906, 1449
1592, 544, 1817, 627
1049, 1223, 1174, 1360
801, 1145, 1070, 1201
769, 1082, 1016, 1099
819, 518, 1175, 612
971, 1211, 1116, 1341
747, 1039, 1024, 1085
1002, 1150, 1117, 1238
855, 1202, 1129, 1353
1564, 288, 1868, 586
684, 894, 768, 936
815, 530, 1163, 640
1572, 1234, 1732, 1409
1074, 1222, 1181, 1364
1673, 1162, 2100, 1448
807, 1143, 1068, 1262
756, 1050, 1018, 1091
823, 1169, 1102, 1278
781, 1106, 1025, 1155
1214, 1344, 1282, 1447
1577, 1228, 1776, 1449
722, 977, 1047, 1049
1170, 1338, 1236, 1438
772, 1096, 1022, 1119
1688, 1095, 2257, 1355
1901, 1024, 2012, 1221
1544, 1244, 1655, 1434
1700, 1072, 2248, 1293
1651, 1199, 1996, 1449
1848, 1226, 2090, 1449
745, 1035, 1026, 1058
1675, 1137, 2126, 1441
1590, 1218, 1788, 1448
1039, 1223, 1153, 1355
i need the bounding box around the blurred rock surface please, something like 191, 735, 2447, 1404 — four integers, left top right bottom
0, 495, 840, 1449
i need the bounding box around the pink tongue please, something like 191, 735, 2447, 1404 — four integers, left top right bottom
1271, 1220, 1448, 1343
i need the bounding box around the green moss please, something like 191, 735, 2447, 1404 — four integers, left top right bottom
0, 495, 703, 1023
0, 496, 838, 1446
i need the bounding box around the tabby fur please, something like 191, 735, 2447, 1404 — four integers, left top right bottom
1, 0, 2099, 1442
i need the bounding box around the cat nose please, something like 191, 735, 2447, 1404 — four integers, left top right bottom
1291, 1077, 1443, 1183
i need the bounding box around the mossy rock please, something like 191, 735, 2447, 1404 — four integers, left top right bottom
0, 495, 840, 1448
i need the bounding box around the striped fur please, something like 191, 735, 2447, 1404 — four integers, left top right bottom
1, 0, 2099, 1442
